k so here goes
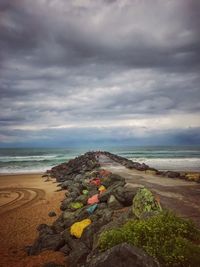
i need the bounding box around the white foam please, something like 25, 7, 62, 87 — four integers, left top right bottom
130, 157, 200, 171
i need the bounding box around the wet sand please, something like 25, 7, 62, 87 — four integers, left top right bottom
0, 173, 66, 267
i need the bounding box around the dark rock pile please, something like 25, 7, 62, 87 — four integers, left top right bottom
47, 152, 100, 182
28, 152, 160, 267
102, 151, 159, 172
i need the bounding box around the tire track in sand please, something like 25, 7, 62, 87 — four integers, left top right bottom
0, 188, 45, 214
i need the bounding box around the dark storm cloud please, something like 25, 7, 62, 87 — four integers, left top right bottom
0, 0, 200, 145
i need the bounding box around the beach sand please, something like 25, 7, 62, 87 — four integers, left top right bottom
0, 173, 66, 267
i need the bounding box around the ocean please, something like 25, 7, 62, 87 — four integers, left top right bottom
0, 146, 200, 174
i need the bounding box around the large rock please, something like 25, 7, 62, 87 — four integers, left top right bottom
132, 187, 162, 218
62, 211, 77, 228
75, 194, 88, 205
59, 243, 71, 255
108, 195, 123, 210
52, 216, 65, 233
81, 209, 113, 249
101, 174, 125, 188
60, 197, 73, 211
68, 240, 90, 267
114, 185, 138, 206
85, 243, 160, 267
165, 171, 180, 178
61, 180, 73, 189
28, 234, 65, 255
99, 181, 125, 203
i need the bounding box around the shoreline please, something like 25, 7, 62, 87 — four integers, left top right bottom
1, 151, 200, 266
0, 173, 65, 267
0, 172, 44, 176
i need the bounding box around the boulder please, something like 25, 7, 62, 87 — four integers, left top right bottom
60, 197, 73, 211
37, 224, 54, 235
68, 241, 90, 267
61, 180, 73, 189
165, 171, 180, 178
101, 174, 125, 188
88, 188, 99, 197
52, 216, 65, 233
75, 194, 88, 205
85, 243, 159, 267
132, 187, 162, 218
108, 195, 123, 210
114, 186, 138, 206
99, 182, 125, 203
62, 211, 77, 228
28, 234, 65, 255
81, 217, 111, 249
74, 174, 83, 182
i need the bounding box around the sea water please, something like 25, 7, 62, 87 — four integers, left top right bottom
0, 146, 200, 174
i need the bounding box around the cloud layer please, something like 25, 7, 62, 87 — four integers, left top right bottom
0, 0, 200, 146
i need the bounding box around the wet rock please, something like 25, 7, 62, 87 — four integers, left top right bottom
85, 243, 160, 267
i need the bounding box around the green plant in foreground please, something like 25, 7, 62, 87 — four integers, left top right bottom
98, 211, 200, 267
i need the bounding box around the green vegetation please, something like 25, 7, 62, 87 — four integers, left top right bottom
132, 187, 162, 218
98, 211, 200, 266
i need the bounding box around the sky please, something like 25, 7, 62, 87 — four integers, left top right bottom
0, 0, 200, 147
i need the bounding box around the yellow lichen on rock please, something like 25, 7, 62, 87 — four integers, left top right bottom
185, 173, 200, 182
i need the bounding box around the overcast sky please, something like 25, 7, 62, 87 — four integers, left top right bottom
0, 0, 200, 147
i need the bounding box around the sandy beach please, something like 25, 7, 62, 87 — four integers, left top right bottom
0, 173, 66, 267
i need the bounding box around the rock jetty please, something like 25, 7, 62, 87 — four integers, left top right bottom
102, 151, 200, 182
28, 151, 200, 267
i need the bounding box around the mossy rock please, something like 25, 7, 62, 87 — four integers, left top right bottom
132, 187, 162, 218
185, 173, 200, 182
